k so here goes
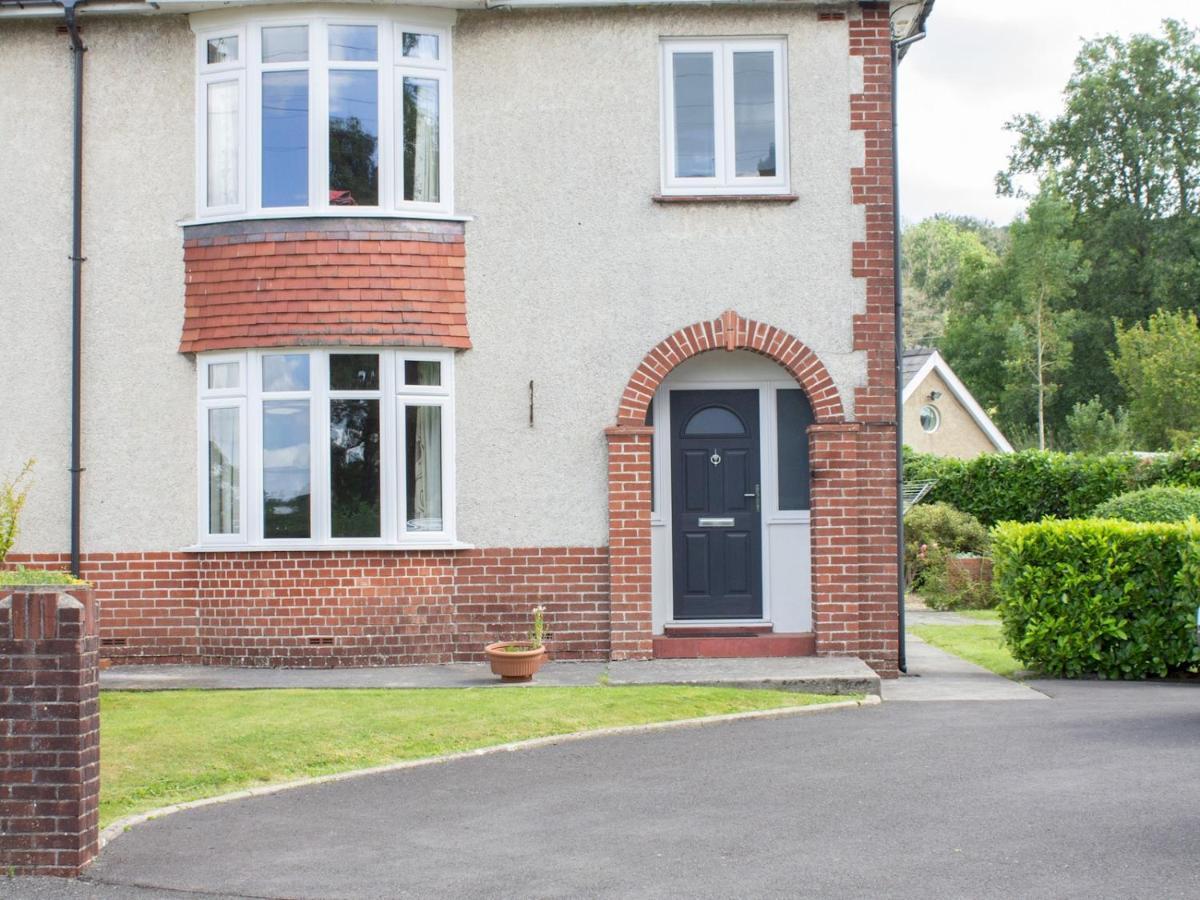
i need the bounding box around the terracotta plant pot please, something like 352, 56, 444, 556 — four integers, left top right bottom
485, 641, 547, 682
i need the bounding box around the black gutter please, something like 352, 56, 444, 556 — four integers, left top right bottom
64, 0, 86, 577
890, 16, 928, 674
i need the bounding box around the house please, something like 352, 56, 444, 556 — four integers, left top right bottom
0, 0, 933, 677
903, 348, 1013, 457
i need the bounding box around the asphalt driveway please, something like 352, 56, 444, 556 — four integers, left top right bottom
13, 679, 1200, 899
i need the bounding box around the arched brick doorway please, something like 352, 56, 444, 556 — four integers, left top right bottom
605, 310, 899, 675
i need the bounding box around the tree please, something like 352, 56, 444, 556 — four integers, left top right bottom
998, 20, 1200, 419
1064, 397, 1132, 453
1002, 191, 1088, 450
901, 217, 999, 347
1111, 308, 1200, 449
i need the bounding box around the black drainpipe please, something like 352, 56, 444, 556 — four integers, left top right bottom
891, 24, 927, 674
64, 0, 87, 578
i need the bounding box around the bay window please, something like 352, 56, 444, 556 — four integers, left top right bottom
660, 38, 789, 195
195, 11, 452, 219
197, 349, 457, 548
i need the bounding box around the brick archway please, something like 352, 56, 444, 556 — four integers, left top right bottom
615, 310, 845, 426
605, 310, 893, 665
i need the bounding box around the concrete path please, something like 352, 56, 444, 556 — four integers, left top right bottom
20, 679, 1200, 899
884, 635, 1047, 701
101, 656, 880, 696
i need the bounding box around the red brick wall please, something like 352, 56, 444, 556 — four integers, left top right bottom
0, 588, 100, 877
7, 549, 609, 667
181, 218, 470, 354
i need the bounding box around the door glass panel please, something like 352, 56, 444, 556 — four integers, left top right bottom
329, 354, 379, 390
262, 354, 310, 392
330, 399, 381, 538
329, 70, 379, 206
208, 407, 240, 534
683, 406, 746, 436
206, 80, 239, 207
402, 76, 440, 203
403, 359, 440, 386
405, 405, 442, 532
733, 50, 776, 177
263, 400, 311, 539
328, 24, 377, 62
777, 389, 812, 510
261, 70, 309, 207
672, 51, 715, 178
261, 25, 308, 63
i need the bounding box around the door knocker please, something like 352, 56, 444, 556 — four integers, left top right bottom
710, 451, 722, 467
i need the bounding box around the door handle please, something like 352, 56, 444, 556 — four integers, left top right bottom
744, 483, 761, 512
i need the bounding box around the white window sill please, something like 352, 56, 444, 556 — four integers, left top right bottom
181, 540, 475, 553
178, 209, 475, 228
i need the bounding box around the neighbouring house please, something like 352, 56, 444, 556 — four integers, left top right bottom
0, 0, 933, 676
903, 348, 1012, 458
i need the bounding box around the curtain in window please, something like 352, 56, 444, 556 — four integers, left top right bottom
403, 77, 439, 203
206, 80, 239, 207
407, 405, 442, 531
208, 406, 240, 533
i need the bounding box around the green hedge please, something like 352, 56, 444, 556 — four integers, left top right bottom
993, 519, 1200, 678
1093, 486, 1200, 522
904, 449, 1141, 526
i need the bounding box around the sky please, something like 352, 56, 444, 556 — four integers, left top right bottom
897, 0, 1199, 226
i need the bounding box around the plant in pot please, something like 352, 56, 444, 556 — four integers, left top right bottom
485, 605, 548, 682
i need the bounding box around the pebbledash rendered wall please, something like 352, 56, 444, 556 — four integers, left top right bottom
1, 3, 900, 673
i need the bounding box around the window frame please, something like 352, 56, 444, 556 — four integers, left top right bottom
659, 36, 790, 197
192, 9, 454, 221
195, 347, 457, 550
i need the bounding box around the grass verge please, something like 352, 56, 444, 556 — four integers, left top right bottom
956, 609, 1001, 622
101, 686, 847, 827
910, 623, 1022, 678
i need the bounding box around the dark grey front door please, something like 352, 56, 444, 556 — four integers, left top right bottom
670, 390, 762, 620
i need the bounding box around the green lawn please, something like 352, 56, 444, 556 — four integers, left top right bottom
956, 609, 1001, 622
910, 623, 1023, 678
100, 686, 845, 827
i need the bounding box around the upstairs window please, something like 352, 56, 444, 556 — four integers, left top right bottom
196, 13, 452, 219
660, 38, 789, 196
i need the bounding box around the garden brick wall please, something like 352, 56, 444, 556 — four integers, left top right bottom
0, 588, 100, 877
180, 218, 469, 354
6, 550, 609, 668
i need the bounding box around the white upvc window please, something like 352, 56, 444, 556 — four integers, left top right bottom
196, 348, 457, 549
194, 9, 453, 220
660, 37, 789, 196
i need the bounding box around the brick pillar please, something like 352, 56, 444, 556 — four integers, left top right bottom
605, 425, 654, 660
809, 423, 863, 660
0, 587, 100, 877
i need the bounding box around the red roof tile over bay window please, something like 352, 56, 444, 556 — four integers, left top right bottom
180, 218, 470, 354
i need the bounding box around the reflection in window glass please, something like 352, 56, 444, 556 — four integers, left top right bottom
328, 24, 377, 62
683, 406, 745, 436
208, 407, 240, 534
206, 80, 239, 207
777, 389, 813, 511
262, 354, 310, 392
402, 77, 439, 203
330, 354, 380, 390
401, 32, 439, 59
406, 405, 442, 532
262, 70, 309, 207
329, 70, 379, 206
330, 399, 381, 538
207, 35, 239, 65
733, 51, 776, 177
403, 360, 440, 386
261, 25, 308, 63
208, 361, 239, 391
920, 404, 941, 433
263, 400, 311, 539
673, 52, 715, 178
